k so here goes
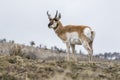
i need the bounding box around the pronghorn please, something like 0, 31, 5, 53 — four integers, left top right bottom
47, 11, 95, 62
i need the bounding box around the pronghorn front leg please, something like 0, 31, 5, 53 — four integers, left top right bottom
66, 42, 70, 61
71, 44, 77, 62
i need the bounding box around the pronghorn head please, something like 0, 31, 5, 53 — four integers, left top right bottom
47, 10, 61, 29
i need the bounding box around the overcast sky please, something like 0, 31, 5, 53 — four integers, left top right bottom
0, 0, 120, 54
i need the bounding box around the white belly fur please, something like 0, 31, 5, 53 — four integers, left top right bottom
66, 32, 81, 45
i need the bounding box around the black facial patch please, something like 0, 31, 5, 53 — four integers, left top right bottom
48, 21, 53, 27
54, 18, 58, 21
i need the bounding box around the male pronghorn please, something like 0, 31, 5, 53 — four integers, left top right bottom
47, 11, 95, 62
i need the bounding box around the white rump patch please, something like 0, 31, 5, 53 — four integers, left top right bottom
84, 28, 92, 40
66, 32, 81, 45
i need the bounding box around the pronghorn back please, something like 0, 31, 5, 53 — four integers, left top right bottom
55, 24, 93, 43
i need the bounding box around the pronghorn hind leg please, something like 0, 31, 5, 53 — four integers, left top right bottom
82, 40, 93, 62
80, 34, 93, 62
89, 51, 93, 62
89, 41, 93, 61
71, 44, 77, 62
66, 42, 70, 61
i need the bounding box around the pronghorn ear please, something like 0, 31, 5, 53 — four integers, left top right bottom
55, 13, 61, 21
56, 13, 61, 21
58, 13, 61, 19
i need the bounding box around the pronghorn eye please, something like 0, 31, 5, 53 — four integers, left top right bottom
54, 19, 58, 21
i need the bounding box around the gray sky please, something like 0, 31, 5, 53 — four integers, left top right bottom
0, 0, 120, 54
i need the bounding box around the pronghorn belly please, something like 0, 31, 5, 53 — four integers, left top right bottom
70, 38, 81, 44
66, 32, 82, 45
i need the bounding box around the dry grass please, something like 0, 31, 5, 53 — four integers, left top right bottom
0, 43, 120, 80
0, 55, 120, 80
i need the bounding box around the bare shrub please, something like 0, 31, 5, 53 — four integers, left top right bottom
23, 51, 37, 60
21, 47, 38, 60
9, 44, 22, 56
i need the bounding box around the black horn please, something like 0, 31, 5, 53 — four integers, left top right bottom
47, 11, 52, 20
55, 10, 58, 18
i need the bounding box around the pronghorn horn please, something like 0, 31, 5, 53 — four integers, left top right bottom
55, 10, 58, 18
47, 11, 52, 20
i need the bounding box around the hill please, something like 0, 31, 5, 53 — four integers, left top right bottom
0, 42, 120, 80
0, 55, 120, 80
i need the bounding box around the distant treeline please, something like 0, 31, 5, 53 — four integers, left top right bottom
95, 52, 120, 60
0, 38, 120, 60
